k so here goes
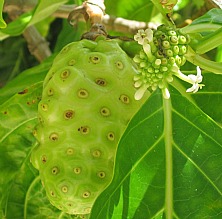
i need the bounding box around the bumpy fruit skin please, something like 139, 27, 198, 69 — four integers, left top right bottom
31, 39, 148, 215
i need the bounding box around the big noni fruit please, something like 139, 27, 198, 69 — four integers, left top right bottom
31, 38, 148, 215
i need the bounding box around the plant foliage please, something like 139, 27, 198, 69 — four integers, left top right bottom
0, 0, 222, 218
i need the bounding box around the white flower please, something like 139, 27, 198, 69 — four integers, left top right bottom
172, 65, 204, 93
186, 66, 204, 93
134, 29, 153, 45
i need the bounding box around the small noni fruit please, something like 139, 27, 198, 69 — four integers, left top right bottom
31, 38, 148, 215
133, 24, 190, 99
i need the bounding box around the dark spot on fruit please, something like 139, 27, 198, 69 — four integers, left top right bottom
50, 190, 56, 197
60, 70, 70, 79
41, 103, 48, 111
49, 133, 59, 141
41, 155, 47, 163
100, 107, 110, 117
78, 126, 90, 134
95, 78, 107, 86
32, 129, 37, 137
68, 59, 76, 66
116, 61, 124, 69
3, 111, 7, 115
91, 149, 101, 158
83, 208, 91, 214
73, 167, 81, 174
58, 205, 63, 210
107, 132, 115, 141
64, 110, 74, 119
97, 171, 106, 179
61, 46, 70, 53
18, 89, 28, 95
66, 148, 74, 155
61, 185, 68, 193
47, 88, 54, 96
51, 166, 59, 175
82, 191, 91, 198
67, 203, 72, 207
47, 75, 53, 83
77, 89, 89, 98
90, 56, 100, 64
38, 116, 44, 124
119, 94, 130, 104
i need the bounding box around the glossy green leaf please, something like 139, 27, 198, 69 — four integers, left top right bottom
182, 8, 222, 34
105, 0, 155, 22
0, 0, 68, 39
90, 88, 222, 218
0, 0, 6, 28
0, 54, 54, 105
0, 82, 41, 219
191, 8, 222, 25
192, 72, 222, 123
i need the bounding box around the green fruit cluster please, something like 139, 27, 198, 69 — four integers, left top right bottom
153, 24, 190, 67
133, 24, 190, 95
31, 39, 148, 215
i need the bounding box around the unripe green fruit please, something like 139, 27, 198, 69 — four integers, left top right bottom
31, 39, 148, 215
153, 24, 190, 67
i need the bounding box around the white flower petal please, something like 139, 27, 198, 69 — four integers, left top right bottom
187, 74, 196, 82
134, 85, 149, 100
196, 66, 201, 76
145, 28, 153, 42
134, 80, 143, 88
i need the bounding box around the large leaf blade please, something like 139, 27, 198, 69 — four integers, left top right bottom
90, 88, 222, 218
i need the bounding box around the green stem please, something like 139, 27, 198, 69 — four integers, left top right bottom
186, 46, 222, 74
190, 27, 222, 54
163, 95, 173, 219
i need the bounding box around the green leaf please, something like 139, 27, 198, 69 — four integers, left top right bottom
192, 73, 222, 123
0, 0, 68, 39
105, 0, 155, 22
0, 54, 54, 105
90, 88, 222, 218
0, 0, 6, 28
0, 82, 41, 218
191, 8, 222, 25
182, 8, 222, 34
54, 20, 86, 52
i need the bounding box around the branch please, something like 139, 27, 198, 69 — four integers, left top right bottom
3, 1, 157, 35
4, 1, 52, 62
22, 26, 52, 62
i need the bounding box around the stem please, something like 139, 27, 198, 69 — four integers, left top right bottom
186, 47, 222, 74
190, 27, 222, 54
163, 95, 173, 219
23, 25, 52, 62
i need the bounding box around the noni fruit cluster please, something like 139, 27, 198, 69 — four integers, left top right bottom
31, 38, 148, 215
133, 24, 195, 99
